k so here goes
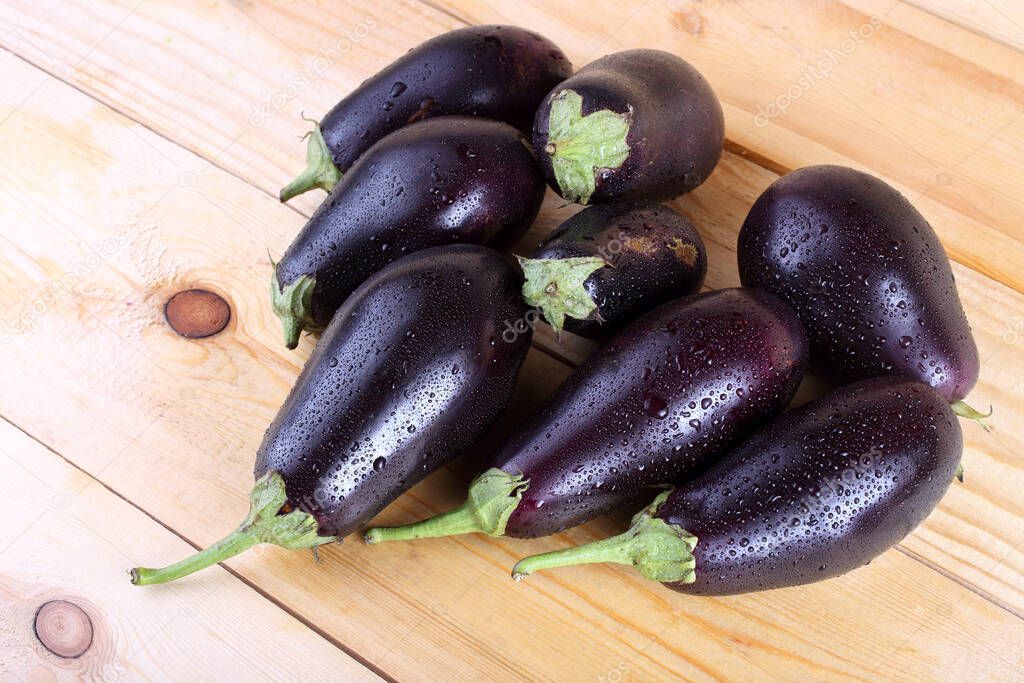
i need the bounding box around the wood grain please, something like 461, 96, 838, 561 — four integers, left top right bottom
2, 0, 1022, 295
1, 43, 1023, 681
0, 419, 379, 682
905, 0, 1024, 51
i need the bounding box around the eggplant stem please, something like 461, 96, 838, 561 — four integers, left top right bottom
363, 468, 527, 544
270, 268, 322, 350
516, 255, 607, 338
130, 471, 336, 586
543, 89, 631, 204
279, 120, 342, 202
511, 491, 697, 584
131, 528, 260, 586
951, 400, 993, 432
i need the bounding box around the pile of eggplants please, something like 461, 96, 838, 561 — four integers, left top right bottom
133, 25, 986, 600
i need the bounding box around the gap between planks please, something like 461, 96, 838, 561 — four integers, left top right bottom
1, 14, 1020, 628
0, 414, 399, 683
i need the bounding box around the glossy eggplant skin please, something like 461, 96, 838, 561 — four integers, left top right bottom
500, 288, 807, 538
530, 201, 707, 338
256, 245, 532, 537
737, 165, 979, 402
659, 377, 962, 595
321, 25, 571, 173
533, 49, 724, 204
277, 117, 545, 329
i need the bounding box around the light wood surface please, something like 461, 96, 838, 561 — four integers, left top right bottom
0, 1, 1022, 680
0, 419, 380, 682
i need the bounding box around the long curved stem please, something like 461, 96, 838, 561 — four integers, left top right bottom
131, 471, 337, 586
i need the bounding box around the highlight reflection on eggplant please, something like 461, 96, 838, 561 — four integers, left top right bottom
281, 24, 570, 202
737, 165, 985, 423
533, 49, 723, 205
272, 116, 545, 349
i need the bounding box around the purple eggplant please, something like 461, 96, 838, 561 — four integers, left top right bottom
532, 49, 724, 205
131, 246, 532, 585
737, 165, 985, 423
272, 116, 545, 349
280, 25, 571, 202
363, 288, 807, 545
513, 377, 962, 595
518, 201, 707, 338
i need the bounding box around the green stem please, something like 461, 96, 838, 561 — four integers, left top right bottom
511, 491, 697, 584
130, 471, 337, 586
270, 266, 321, 350
517, 255, 607, 338
951, 400, 993, 432
279, 118, 342, 202
543, 89, 631, 204
131, 528, 260, 586
363, 468, 527, 544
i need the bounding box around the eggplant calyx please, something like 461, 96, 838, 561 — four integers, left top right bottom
511, 491, 697, 583
544, 89, 631, 204
279, 119, 342, 202
363, 468, 528, 544
130, 471, 337, 586
951, 400, 993, 432
955, 461, 965, 483
270, 267, 322, 349
517, 255, 607, 338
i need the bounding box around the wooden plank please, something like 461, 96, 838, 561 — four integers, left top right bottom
0, 418, 379, 682
2, 48, 1024, 681
1, 0, 1023, 296
905, 0, 1024, 52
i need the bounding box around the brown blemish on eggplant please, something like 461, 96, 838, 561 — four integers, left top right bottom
623, 236, 658, 255
668, 238, 698, 266
164, 289, 230, 338
34, 600, 94, 659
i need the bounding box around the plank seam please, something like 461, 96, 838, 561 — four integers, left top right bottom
0, 414, 398, 683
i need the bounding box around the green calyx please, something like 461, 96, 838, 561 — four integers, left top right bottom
270, 263, 321, 349
517, 255, 608, 338
130, 471, 337, 586
951, 400, 993, 432
543, 89, 631, 204
511, 490, 697, 583
363, 468, 529, 544
279, 118, 342, 202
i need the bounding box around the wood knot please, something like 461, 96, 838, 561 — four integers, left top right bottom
34, 600, 94, 659
164, 289, 231, 338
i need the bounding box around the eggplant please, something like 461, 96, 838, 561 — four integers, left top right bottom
131, 245, 532, 585
272, 116, 545, 349
512, 377, 962, 595
518, 201, 707, 338
737, 165, 985, 423
280, 25, 571, 202
364, 288, 807, 545
532, 49, 724, 205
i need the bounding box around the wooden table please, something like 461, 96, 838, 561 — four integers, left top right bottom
1, 1, 1021, 680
